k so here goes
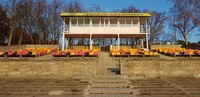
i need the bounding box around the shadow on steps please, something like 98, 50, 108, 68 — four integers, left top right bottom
107, 68, 120, 74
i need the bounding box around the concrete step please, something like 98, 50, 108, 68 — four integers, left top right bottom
95, 75, 127, 79
93, 79, 127, 83
90, 88, 132, 94
91, 83, 128, 88
96, 71, 117, 74
0, 90, 84, 95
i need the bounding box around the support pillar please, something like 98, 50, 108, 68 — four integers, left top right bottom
145, 17, 149, 50
62, 18, 66, 51
62, 33, 65, 51
66, 38, 68, 49
141, 39, 144, 48
117, 34, 120, 50
146, 34, 149, 50
90, 34, 92, 50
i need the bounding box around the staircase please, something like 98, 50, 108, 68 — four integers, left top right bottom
89, 52, 132, 95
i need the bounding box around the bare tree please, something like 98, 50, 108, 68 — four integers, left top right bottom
144, 10, 168, 45
0, 4, 10, 45
5, 0, 20, 46
121, 5, 140, 12
168, 0, 200, 45
88, 4, 102, 12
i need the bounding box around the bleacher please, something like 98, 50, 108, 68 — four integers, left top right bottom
152, 48, 200, 57
52, 49, 99, 57
0, 48, 57, 57
110, 48, 159, 57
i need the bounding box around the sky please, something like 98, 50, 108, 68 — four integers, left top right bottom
67, 0, 200, 43
78, 0, 171, 12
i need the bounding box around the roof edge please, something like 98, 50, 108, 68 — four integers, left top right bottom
60, 12, 151, 17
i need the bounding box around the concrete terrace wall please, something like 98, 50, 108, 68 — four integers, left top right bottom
0, 45, 59, 52
0, 60, 96, 78
26, 45, 59, 49
121, 59, 200, 78
0, 45, 27, 52
151, 45, 182, 49
68, 45, 100, 50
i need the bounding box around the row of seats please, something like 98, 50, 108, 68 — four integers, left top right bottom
152, 48, 200, 57
52, 49, 99, 57
0, 48, 57, 57
110, 48, 159, 57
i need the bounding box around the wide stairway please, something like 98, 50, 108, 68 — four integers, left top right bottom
89, 52, 133, 96
0, 78, 89, 97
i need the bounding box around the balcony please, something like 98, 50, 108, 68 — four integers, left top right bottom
140, 25, 150, 33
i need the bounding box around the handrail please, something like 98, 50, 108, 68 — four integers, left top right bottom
140, 25, 150, 33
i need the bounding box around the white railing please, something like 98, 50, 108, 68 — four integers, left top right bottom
140, 25, 150, 33
61, 25, 70, 33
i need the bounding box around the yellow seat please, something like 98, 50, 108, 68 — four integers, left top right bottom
89, 52, 94, 55
154, 52, 158, 55
0, 52, 4, 55
70, 52, 75, 55
175, 52, 179, 55
32, 52, 37, 55
116, 52, 120, 55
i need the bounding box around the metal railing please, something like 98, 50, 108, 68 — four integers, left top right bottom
140, 25, 150, 33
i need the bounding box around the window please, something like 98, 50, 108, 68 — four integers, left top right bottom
119, 18, 125, 27
126, 18, 131, 27
104, 18, 109, 27
132, 18, 138, 26
78, 18, 83, 27
92, 18, 100, 27
101, 18, 104, 27
85, 18, 90, 26
71, 18, 77, 26
110, 18, 117, 27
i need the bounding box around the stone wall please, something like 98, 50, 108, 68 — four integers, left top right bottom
151, 45, 182, 49
26, 45, 59, 49
0, 60, 96, 78
121, 59, 200, 78
0, 45, 26, 52
68, 45, 100, 50
0, 45, 59, 52
182, 44, 200, 50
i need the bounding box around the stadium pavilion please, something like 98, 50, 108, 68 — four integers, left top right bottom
60, 12, 151, 51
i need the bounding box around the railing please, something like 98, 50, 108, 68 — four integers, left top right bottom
61, 25, 70, 33
140, 25, 150, 33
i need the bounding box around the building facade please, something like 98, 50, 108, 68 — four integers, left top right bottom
60, 12, 151, 51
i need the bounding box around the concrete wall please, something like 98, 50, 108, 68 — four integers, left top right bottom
0, 45, 27, 52
0, 60, 96, 78
182, 44, 200, 50
0, 45, 59, 52
151, 45, 182, 49
121, 59, 200, 78
68, 45, 100, 50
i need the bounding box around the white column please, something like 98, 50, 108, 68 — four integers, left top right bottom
76, 18, 78, 27
145, 17, 148, 33
99, 18, 101, 27
69, 18, 71, 28
118, 34, 120, 50
62, 18, 66, 51
138, 18, 140, 33
145, 17, 149, 50
117, 18, 119, 27
66, 38, 68, 49
146, 34, 149, 50
62, 33, 65, 51
141, 39, 144, 48
90, 34, 92, 50
108, 18, 110, 27
90, 18, 92, 27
